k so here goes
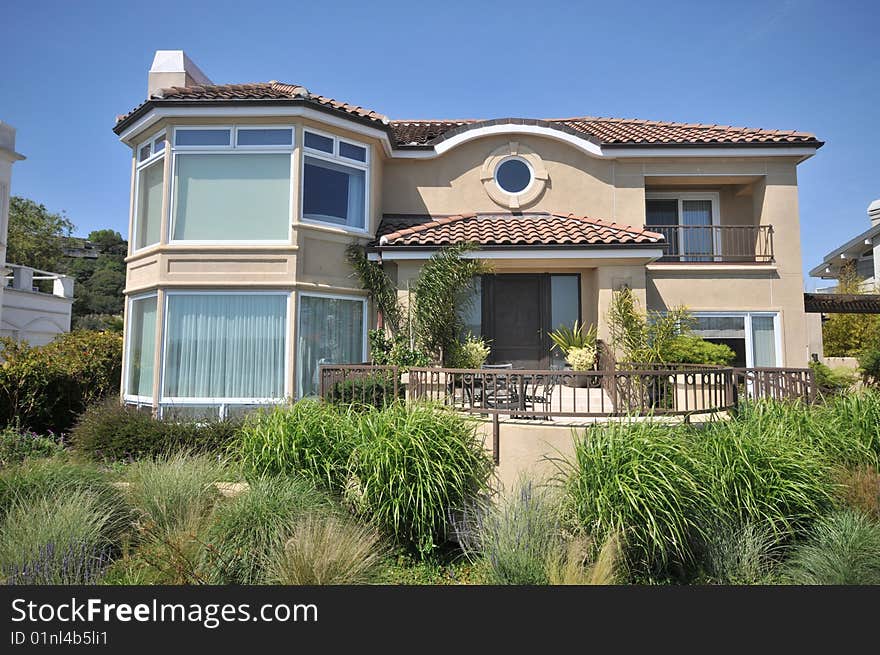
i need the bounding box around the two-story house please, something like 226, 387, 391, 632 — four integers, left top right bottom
115, 51, 822, 419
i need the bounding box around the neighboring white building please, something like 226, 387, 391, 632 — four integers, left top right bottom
810, 198, 880, 293
0, 121, 73, 346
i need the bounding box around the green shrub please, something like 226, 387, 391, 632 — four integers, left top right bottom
71, 400, 241, 461
326, 372, 403, 408
368, 330, 430, 369
548, 321, 597, 357
0, 331, 123, 434
783, 511, 880, 585
560, 421, 705, 572
809, 360, 858, 394
700, 521, 780, 585
456, 479, 560, 585
0, 490, 122, 584
661, 335, 735, 366
0, 427, 65, 466
345, 403, 492, 555
859, 336, 880, 384
817, 391, 880, 467
448, 335, 491, 369
203, 475, 334, 584
234, 401, 356, 487
265, 513, 384, 585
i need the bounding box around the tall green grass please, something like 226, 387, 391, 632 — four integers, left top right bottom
560, 421, 705, 572
783, 511, 880, 585
234, 401, 357, 487
203, 475, 334, 584
346, 403, 493, 555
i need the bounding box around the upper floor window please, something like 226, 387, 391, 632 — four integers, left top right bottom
646, 192, 719, 262
133, 131, 166, 251
302, 129, 369, 231
170, 126, 294, 242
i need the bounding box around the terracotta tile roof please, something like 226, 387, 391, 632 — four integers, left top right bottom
115, 82, 821, 148
114, 81, 388, 130
389, 117, 821, 147
375, 213, 664, 248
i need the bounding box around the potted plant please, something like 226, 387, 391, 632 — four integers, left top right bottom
548, 321, 597, 387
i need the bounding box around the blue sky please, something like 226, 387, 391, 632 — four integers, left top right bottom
3, 0, 878, 287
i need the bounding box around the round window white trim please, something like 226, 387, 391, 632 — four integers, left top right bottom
480, 141, 549, 210
493, 156, 534, 195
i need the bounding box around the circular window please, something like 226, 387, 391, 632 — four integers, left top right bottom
494, 157, 533, 194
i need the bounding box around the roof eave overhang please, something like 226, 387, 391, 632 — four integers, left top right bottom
809, 223, 880, 277
369, 244, 664, 262
113, 99, 395, 152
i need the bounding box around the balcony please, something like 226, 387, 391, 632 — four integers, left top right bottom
645, 224, 774, 263
1, 264, 74, 346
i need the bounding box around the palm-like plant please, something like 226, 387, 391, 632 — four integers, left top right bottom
548, 321, 597, 356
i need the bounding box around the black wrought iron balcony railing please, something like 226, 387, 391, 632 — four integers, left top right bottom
645, 224, 774, 263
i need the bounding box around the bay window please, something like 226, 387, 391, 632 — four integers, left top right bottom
297, 293, 366, 398
162, 292, 288, 402
302, 130, 368, 231
133, 132, 165, 251
170, 126, 293, 242
125, 294, 158, 401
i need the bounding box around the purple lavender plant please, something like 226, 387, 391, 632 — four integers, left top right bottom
4, 541, 112, 585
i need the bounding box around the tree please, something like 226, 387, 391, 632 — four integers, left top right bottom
822, 263, 880, 357
6, 196, 74, 271
607, 287, 697, 364
87, 229, 127, 256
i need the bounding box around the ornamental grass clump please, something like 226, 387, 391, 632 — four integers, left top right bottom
783, 510, 880, 585
559, 420, 705, 573
345, 403, 493, 556
203, 474, 335, 584
693, 419, 836, 543
234, 401, 357, 488
265, 513, 384, 585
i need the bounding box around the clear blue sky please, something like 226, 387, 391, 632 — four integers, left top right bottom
3, 0, 878, 287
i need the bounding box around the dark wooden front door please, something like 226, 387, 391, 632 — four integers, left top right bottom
482, 274, 551, 368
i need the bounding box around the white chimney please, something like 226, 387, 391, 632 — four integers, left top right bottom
869, 198, 880, 227
147, 50, 212, 98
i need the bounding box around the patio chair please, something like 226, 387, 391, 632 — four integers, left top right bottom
480, 363, 520, 411
520, 372, 557, 420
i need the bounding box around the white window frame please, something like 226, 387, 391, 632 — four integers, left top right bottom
301, 127, 370, 234
132, 130, 166, 254
494, 155, 535, 196
645, 191, 721, 261
168, 125, 295, 245
296, 290, 369, 399
691, 311, 782, 368
158, 289, 292, 408
123, 291, 159, 404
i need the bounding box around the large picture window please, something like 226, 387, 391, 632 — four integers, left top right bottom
297, 294, 366, 398
162, 293, 288, 401
302, 130, 368, 231
125, 294, 158, 400
170, 126, 293, 243
691, 312, 780, 368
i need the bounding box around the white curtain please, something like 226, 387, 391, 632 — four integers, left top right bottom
127, 296, 157, 397
681, 199, 713, 261
297, 296, 364, 398
346, 168, 365, 229
163, 294, 286, 399
751, 316, 777, 367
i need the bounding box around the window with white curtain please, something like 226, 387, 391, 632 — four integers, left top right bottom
297, 294, 365, 398
125, 295, 158, 400
691, 312, 779, 368
302, 130, 369, 231
162, 293, 288, 401
133, 132, 165, 251
170, 126, 293, 242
